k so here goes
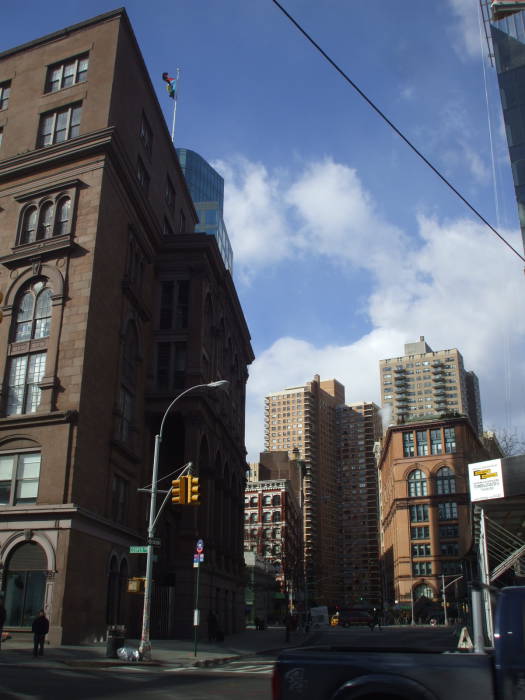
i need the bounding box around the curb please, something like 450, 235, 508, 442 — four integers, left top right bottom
64, 658, 166, 669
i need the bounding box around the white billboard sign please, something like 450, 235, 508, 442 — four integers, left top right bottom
468, 458, 505, 502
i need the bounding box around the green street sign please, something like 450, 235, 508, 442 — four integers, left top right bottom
129, 546, 148, 554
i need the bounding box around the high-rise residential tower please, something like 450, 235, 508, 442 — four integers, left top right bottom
379, 337, 483, 434
264, 376, 344, 607
176, 148, 233, 272
336, 401, 382, 608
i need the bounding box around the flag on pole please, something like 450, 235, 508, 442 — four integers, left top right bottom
162, 72, 177, 100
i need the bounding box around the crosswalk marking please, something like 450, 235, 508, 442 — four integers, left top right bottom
167, 661, 274, 675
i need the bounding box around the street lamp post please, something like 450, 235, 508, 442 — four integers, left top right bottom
441, 574, 463, 626
138, 380, 229, 660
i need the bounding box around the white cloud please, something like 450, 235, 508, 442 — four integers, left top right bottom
446, 0, 484, 60
399, 85, 415, 102
285, 160, 408, 270
244, 329, 406, 460
219, 156, 408, 280
212, 157, 294, 280
225, 157, 525, 461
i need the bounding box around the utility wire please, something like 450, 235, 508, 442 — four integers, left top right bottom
271, 0, 525, 265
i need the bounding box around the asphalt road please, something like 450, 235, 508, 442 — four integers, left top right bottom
0, 658, 276, 700
0, 626, 461, 699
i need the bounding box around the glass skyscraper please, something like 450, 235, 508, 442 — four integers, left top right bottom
177, 148, 234, 273
490, 4, 525, 254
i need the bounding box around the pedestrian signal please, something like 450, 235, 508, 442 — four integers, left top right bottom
171, 477, 187, 504
185, 475, 200, 505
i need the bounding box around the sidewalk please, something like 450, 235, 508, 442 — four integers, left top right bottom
0, 625, 306, 670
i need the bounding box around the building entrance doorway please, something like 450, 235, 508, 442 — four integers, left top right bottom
4, 542, 47, 627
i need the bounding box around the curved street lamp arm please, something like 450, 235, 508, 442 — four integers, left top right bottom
158, 383, 212, 439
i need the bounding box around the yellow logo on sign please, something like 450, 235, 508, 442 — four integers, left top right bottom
473, 468, 498, 480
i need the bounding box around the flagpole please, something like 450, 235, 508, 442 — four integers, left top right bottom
171, 68, 180, 143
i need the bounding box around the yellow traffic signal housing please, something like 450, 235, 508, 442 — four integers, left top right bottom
127, 577, 146, 594
185, 475, 200, 505
171, 477, 187, 504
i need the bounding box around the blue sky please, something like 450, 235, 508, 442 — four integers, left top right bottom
3, 1, 525, 459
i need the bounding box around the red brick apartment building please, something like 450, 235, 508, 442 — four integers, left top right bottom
0, 10, 253, 643
378, 417, 489, 613
245, 452, 303, 617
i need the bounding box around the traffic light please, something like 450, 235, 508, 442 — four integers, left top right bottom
171, 477, 187, 504
185, 475, 200, 505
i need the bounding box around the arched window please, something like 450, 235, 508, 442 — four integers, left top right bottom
14, 281, 52, 342
271, 511, 280, 523
250, 496, 258, 507
262, 511, 271, 523
55, 197, 70, 236
408, 469, 427, 497
272, 494, 281, 506
106, 556, 119, 625
436, 467, 456, 495
19, 196, 72, 246
4, 541, 47, 626
34, 287, 53, 339
263, 495, 271, 506
413, 583, 433, 600
20, 207, 38, 244
38, 202, 54, 239
7, 280, 53, 416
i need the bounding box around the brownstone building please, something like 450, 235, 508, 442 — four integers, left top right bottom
378, 417, 489, 616
0, 10, 253, 644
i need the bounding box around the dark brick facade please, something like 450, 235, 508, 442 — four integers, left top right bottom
0, 9, 253, 643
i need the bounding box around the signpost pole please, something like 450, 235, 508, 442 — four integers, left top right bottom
193, 563, 201, 656
193, 539, 204, 657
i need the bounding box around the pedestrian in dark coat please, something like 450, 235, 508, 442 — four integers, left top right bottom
369, 608, 381, 632
32, 610, 49, 657
0, 599, 6, 650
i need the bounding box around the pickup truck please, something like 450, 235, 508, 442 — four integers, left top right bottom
272, 586, 525, 700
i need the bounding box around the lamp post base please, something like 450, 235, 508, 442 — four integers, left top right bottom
139, 641, 151, 660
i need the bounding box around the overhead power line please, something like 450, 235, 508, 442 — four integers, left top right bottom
271, 0, 525, 265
